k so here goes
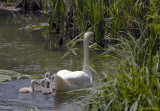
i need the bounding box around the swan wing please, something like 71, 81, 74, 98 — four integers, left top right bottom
68, 71, 91, 85
56, 70, 91, 91
54, 74, 71, 91
57, 70, 71, 76
58, 71, 91, 86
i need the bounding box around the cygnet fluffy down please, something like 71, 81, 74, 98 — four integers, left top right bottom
19, 79, 37, 93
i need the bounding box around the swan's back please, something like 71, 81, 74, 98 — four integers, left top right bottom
55, 70, 91, 91
57, 70, 91, 84
57, 70, 71, 76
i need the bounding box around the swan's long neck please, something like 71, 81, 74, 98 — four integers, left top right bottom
83, 36, 92, 82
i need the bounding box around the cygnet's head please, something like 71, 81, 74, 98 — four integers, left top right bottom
30, 79, 38, 91
40, 78, 50, 87
51, 75, 55, 82
31, 79, 37, 85
45, 72, 50, 78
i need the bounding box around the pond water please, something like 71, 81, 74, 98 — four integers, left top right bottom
0, 79, 82, 111
0, 12, 83, 75
0, 12, 87, 111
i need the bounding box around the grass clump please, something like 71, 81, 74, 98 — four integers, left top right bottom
82, 28, 160, 110
71, 0, 160, 110
51, 0, 160, 110
82, 39, 159, 110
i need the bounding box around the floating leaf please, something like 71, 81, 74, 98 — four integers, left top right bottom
0, 69, 41, 81
0, 74, 12, 82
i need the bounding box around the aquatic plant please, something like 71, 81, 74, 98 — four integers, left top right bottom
2, 0, 158, 110
47, 0, 159, 47
82, 33, 160, 110
52, 0, 159, 110
79, 0, 160, 109
25, 106, 38, 111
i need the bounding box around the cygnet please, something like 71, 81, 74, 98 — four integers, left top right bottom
19, 79, 37, 93
50, 74, 55, 91
41, 78, 53, 94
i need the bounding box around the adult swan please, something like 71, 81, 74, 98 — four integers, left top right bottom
54, 31, 95, 92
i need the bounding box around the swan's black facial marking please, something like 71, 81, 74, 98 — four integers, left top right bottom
93, 33, 95, 38
93, 33, 96, 42
91, 33, 97, 43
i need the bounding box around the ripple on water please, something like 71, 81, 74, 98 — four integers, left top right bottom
0, 79, 82, 111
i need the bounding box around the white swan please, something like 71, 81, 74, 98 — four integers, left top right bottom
19, 79, 37, 93
54, 31, 95, 92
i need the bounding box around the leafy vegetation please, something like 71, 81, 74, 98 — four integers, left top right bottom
67, 0, 160, 110
48, 0, 160, 110
43, 0, 160, 110
82, 37, 159, 110
0, 69, 42, 81
1, 0, 159, 110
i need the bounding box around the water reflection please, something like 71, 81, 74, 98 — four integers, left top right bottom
53, 92, 82, 111
0, 12, 84, 75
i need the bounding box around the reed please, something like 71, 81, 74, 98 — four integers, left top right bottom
49, 0, 159, 110
82, 29, 159, 110
45, 0, 160, 110
48, 0, 159, 47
